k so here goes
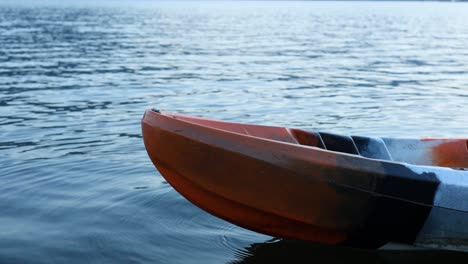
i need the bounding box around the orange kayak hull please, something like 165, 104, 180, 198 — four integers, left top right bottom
142, 109, 468, 250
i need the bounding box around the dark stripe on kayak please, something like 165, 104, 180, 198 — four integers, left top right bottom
331, 157, 440, 246
334, 154, 439, 205
378, 162, 439, 205
352, 136, 393, 161
319, 132, 360, 155
343, 194, 433, 247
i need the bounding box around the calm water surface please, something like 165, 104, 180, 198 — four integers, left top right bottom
1, 1, 468, 263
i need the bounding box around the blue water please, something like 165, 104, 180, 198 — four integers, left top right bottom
1, 1, 468, 263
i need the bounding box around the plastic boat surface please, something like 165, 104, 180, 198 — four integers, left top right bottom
141, 109, 468, 251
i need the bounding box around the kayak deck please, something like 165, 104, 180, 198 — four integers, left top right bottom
167, 110, 468, 169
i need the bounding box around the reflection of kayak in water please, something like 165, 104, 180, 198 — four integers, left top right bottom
141, 109, 468, 252
231, 239, 468, 264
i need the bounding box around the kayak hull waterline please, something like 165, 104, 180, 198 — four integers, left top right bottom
141, 109, 468, 251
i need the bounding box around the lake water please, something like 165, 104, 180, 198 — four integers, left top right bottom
1, 1, 468, 263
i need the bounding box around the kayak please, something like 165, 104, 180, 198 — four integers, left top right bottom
141, 109, 468, 251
